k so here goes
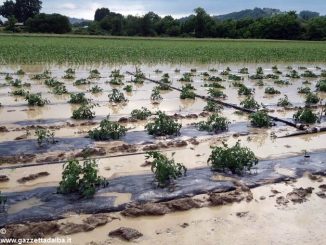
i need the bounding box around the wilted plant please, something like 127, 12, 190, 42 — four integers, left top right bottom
31, 70, 51, 80
16, 69, 25, 75
150, 87, 162, 102
179, 72, 193, 82
146, 151, 187, 187
196, 114, 230, 133
277, 95, 292, 107
89, 119, 127, 141
69, 93, 89, 104
145, 111, 181, 136
89, 85, 103, 94
74, 78, 90, 86
204, 100, 223, 112
180, 85, 196, 99
207, 141, 258, 174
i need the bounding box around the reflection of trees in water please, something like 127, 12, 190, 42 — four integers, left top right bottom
247, 129, 271, 147
109, 103, 127, 114
180, 98, 196, 109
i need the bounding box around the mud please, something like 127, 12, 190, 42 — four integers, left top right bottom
108, 227, 143, 241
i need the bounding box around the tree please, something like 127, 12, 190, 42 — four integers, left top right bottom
306, 17, 326, 40
0, 0, 15, 19
94, 8, 110, 21
140, 11, 160, 36
0, 0, 42, 23
4, 15, 17, 32
26, 13, 71, 34
299, 11, 319, 20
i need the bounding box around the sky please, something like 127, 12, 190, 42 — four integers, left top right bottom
1, 0, 325, 19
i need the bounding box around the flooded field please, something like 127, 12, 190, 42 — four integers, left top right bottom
0, 63, 325, 244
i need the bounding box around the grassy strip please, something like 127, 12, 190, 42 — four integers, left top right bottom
0, 35, 326, 64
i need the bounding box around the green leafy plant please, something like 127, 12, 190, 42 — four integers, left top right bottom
286, 70, 300, 78
277, 95, 292, 107
249, 110, 273, 127
110, 69, 124, 79
297, 86, 311, 94
123, 84, 133, 92
45, 78, 63, 87
196, 114, 230, 133
108, 77, 124, 85
11, 88, 28, 96
151, 87, 162, 102
274, 80, 290, 85
31, 70, 51, 80
108, 89, 127, 103
203, 82, 225, 89
240, 96, 260, 110
89, 85, 103, 94
265, 74, 279, 79
74, 78, 90, 86
256, 67, 264, 75
63, 73, 75, 79
89, 119, 127, 141
208, 88, 226, 98
145, 111, 181, 136
239, 67, 248, 74
238, 84, 253, 95
52, 84, 68, 95
204, 100, 223, 112
316, 80, 326, 92
35, 128, 56, 146
180, 86, 196, 99
146, 151, 187, 187
207, 141, 258, 174
205, 76, 222, 82
131, 107, 152, 120
72, 103, 96, 120
264, 87, 280, 94
228, 74, 242, 81
59, 159, 106, 198
293, 108, 318, 124
179, 72, 193, 82
65, 68, 75, 74
16, 69, 25, 75
25, 93, 49, 106
301, 70, 317, 78
305, 92, 320, 104
69, 93, 89, 104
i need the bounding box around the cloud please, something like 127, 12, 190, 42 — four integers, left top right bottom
60, 3, 77, 10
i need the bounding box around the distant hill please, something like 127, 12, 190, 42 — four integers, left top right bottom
214, 8, 282, 20
68, 17, 91, 25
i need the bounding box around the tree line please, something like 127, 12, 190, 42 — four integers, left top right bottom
0, 1, 325, 40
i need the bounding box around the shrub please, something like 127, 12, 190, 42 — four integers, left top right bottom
204, 100, 223, 112
59, 159, 106, 198
264, 87, 280, 94
249, 110, 273, 127
179, 73, 193, 82
305, 93, 320, 104
145, 111, 181, 136
277, 95, 292, 107
108, 89, 127, 103
74, 78, 90, 86
89, 119, 127, 141
25, 93, 49, 106
240, 96, 260, 110
89, 85, 103, 94
123, 85, 133, 92
146, 151, 187, 187
316, 80, 326, 92
196, 114, 230, 133
180, 86, 196, 99
26, 13, 71, 34
131, 107, 152, 120
207, 141, 258, 174
69, 93, 89, 104
297, 87, 311, 94
293, 108, 318, 124
72, 104, 95, 120
52, 85, 68, 95
35, 128, 56, 146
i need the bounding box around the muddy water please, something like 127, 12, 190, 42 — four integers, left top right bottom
48, 176, 326, 245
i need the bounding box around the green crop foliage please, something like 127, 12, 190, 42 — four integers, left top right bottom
108, 77, 124, 85
286, 70, 300, 78
25, 93, 49, 106
131, 107, 152, 120
108, 89, 127, 103
277, 95, 292, 107
145, 111, 181, 136
305, 92, 320, 104
196, 114, 230, 133
11, 88, 28, 96
293, 108, 318, 124
89, 85, 103, 93
45, 78, 63, 87
204, 100, 223, 112
146, 151, 187, 187
240, 96, 260, 110
264, 87, 281, 94
150, 87, 162, 102
72, 103, 95, 120
0, 36, 326, 64
207, 141, 258, 174
297, 86, 311, 94
59, 159, 106, 198
52, 84, 68, 95
238, 84, 253, 95
74, 78, 90, 86
208, 88, 226, 98
69, 92, 89, 104
301, 70, 318, 78
89, 119, 127, 141
239, 67, 248, 74
31, 70, 51, 80
316, 80, 326, 92
35, 128, 56, 146
179, 72, 193, 82
228, 74, 242, 81
249, 110, 273, 127
274, 79, 291, 85
205, 75, 222, 82
123, 84, 133, 92
16, 69, 25, 75
180, 86, 196, 99
265, 74, 279, 79
110, 69, 124, 79
203, 82, 225, 89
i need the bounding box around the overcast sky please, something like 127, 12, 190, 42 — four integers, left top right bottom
1, 0, 325, 19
